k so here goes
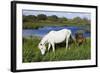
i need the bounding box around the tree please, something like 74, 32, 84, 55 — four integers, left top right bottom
61, 17, 68, 21
48, 15, 58, 21
71, 17, 82, 24
59, 17, 68, 23
23, 15, 36, 22
82, 18, 90, 25
37, 14, 47, 20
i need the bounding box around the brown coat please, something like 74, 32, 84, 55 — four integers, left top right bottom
75, 33, 86, 45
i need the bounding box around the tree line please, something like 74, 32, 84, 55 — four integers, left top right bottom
23, 14, 90, 25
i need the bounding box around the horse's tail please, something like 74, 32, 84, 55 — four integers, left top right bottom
70, 33, 76, 43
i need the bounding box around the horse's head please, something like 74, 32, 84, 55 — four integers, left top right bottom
38, 43, 46, 55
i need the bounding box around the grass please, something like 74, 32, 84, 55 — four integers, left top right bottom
22, 36, 91, 63
23, 22, 89, 29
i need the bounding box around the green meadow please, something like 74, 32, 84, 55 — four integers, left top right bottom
22, 36, 91, 63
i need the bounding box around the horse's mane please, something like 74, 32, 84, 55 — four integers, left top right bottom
41, 34, 48, 45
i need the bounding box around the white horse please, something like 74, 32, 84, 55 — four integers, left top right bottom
38, 29, 73, 55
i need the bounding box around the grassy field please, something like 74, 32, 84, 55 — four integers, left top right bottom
23, 22, 89, 29
22, 36, 91, 63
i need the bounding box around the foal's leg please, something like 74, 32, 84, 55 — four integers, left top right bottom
48, 43, 51, 51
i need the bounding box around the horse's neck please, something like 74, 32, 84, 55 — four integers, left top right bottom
41, 36, 48, 45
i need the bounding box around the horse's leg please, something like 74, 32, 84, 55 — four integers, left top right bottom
48, 43, 51, 51
68, 38, 71, 50
51, 43, 55, 53
66, 35, 70, 50
66, 38, 68, 50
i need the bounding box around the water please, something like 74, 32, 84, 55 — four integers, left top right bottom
23, 26, 90, 37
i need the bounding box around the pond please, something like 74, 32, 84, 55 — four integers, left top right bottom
23, 26, 90, 37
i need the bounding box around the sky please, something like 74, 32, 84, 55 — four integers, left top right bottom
23, 10, 91, 20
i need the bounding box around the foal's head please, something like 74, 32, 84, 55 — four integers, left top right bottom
75, 33, 86, 45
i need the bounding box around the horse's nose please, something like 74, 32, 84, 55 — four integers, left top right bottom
41, 53, 44, 55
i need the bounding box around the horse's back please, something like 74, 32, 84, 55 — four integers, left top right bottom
49, 29, 71, 33
47, 29, 71, 36
57, 29, 71, 35
46, 29, 72, 43
61, 29, 71, 32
